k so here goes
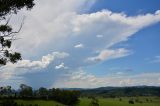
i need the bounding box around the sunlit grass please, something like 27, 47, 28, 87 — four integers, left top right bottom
78, 97, 160, 106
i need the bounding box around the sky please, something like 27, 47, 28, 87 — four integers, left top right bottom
0, 0, 160, 89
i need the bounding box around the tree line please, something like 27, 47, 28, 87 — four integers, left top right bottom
81, 86, 160, 98
0, 84, 80, 105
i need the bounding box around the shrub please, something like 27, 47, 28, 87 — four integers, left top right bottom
135, 98, 139, 102
89, 97, 99, 106
146, 98, 149, 102
119, 98, 122, 101
129, 100, 134, 104
29, 104, 32, 106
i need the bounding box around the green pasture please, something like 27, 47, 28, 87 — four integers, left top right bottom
0, 100, 64, 106
1, 97, 159, 106
78, 97, 160, 106
12, 100, 64, 106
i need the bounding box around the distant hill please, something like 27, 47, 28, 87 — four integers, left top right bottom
65, 86, 160, 97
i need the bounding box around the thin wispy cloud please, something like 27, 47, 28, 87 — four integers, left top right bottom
150, 56, 160, 63
87, 48, 132, 62
54, 69, 160, 88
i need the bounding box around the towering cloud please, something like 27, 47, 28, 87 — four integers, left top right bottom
1, 0, 160, 88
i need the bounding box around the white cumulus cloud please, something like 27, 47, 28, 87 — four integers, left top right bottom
0, 52, 69, 81
74, 43, 84, 48
55, 62, 68, 70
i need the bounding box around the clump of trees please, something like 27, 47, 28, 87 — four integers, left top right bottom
0, 84, 80, 105
34, 87, 80, 105
0, 0, 35, 65
89, 97, 99, 106
128, 99, 134, 104
19, 84, 33, 98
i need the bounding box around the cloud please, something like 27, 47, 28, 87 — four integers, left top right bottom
12, 6, 160, 59
156, 10, 160, 15
150, 56, 160, 63
87, 48, 131, 62
2, 0, 160, 88
54, 69, 98, 88
71, 10, 160, 50
0, 52, 69, 81
17, 52, 69, 69
74, 43, 84, 48
55, 62, 68, 70
11, 0, 96, 57
96, 34, 103, 38
54, 69, 160, 88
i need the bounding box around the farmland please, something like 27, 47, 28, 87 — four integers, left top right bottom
0, 86, 160, 106
78, 97, 160, 106
1, 97, 159, 106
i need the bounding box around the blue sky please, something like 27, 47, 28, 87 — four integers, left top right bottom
90, 0, 160, 15
0, 0, 160, 88
86, 0, 160, 75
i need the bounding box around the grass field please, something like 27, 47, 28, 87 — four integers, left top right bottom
78, 97, 160, 106
15, 100, 64, 106
1, 97, 159, 106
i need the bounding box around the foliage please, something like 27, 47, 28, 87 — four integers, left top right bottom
128, 99, 134, 104
19, 84, 33, 98
0, 99, 17, 106
0, 84, 80, 105
89, 97, 99, 106
0, 0, 35, 65
0, 86, 13, 97
37, 87, 48, 99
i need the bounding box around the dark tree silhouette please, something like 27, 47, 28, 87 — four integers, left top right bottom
38, 87, 49, 99
0, 0, 35, 65
19, 84, 33, 97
